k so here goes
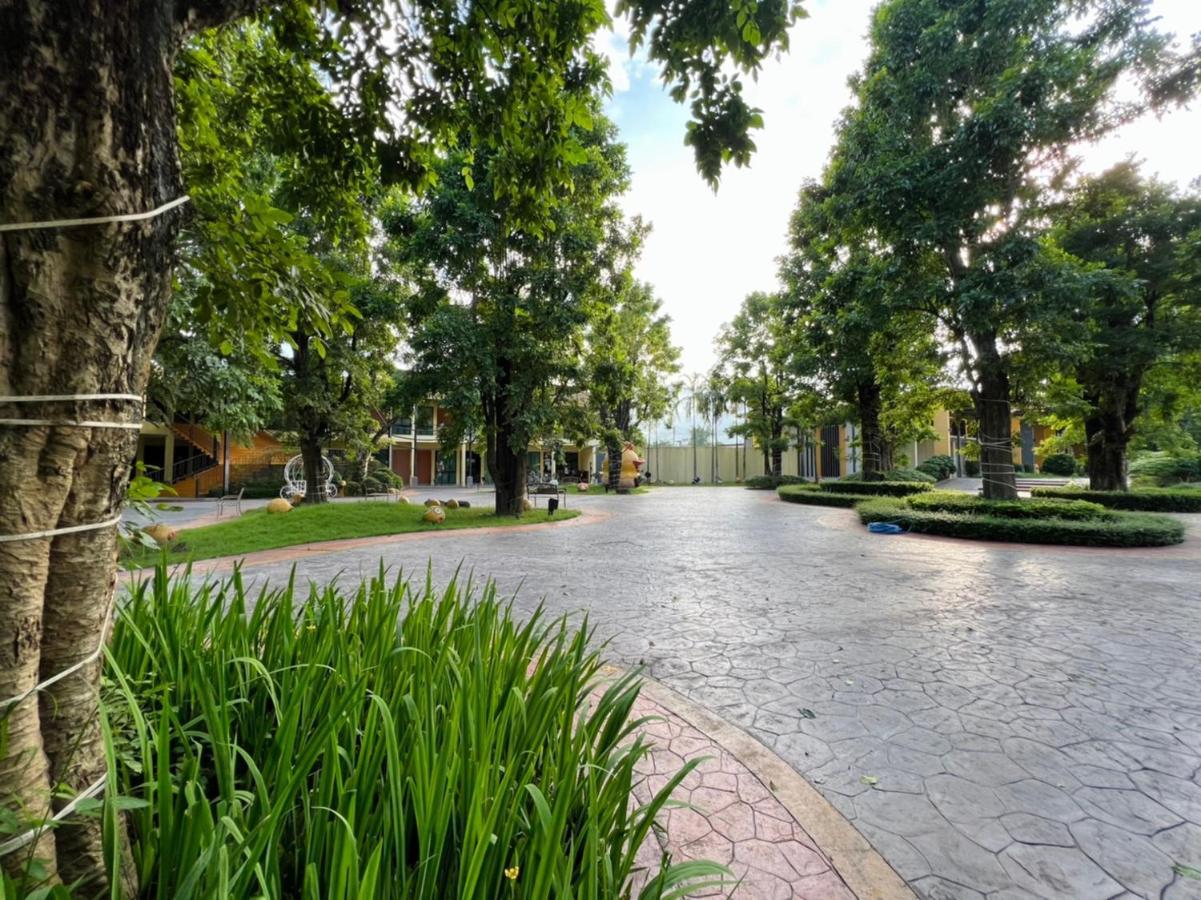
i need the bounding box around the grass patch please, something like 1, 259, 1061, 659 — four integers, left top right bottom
125, 502, 580, 568
1030, 486, 1201, 513
856, 497, 1184, 547
777, 484, 862, 508
90, 567, 728, 898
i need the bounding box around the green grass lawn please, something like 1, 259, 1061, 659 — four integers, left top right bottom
124, 502, 581, 568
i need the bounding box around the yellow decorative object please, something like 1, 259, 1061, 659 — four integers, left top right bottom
423, 506, 446, 524
577, 482, 589, 493
266, 498, 293, 514
619, 441, 645, 492
143, 523, 177, 545
424, 498, 439, 507
445, 498, 460, 509
522, 498, 534, 511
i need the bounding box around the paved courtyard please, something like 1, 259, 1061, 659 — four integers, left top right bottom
175, 487, 1201, 898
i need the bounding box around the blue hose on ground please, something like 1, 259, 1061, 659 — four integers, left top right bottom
867, 522, 906, 535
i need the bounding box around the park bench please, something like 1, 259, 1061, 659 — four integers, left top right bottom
529, 483, 567, 508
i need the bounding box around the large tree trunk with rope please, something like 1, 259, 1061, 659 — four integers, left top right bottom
0, 1, 259, 892
856, 380, 886, 481
972, 334, 1018, 501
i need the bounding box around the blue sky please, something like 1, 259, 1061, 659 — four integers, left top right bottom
599, 0, 1201, 376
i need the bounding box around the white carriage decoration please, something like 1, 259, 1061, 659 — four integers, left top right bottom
280, 453, 338, 502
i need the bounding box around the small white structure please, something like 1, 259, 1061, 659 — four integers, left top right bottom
280, 454, 338, 502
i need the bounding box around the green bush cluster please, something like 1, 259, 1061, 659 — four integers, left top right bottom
964, 459, 981, 477
777, 484, 862, 507
906, 491, 1108, 520
916, 454, 957, 481
1128, 452, 1201, 486
856, 498, 1184, 547
1039, 453, 1080, 476
99, 568, 728, 899
1031, 486, 1201, 512
840, 468, 936, 483
822, 480, 933, 497
745, 473, 808, 490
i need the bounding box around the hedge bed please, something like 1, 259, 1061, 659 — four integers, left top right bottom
906, 492, 1107, 521
820, 480, 932, 497
746, 474, 808, 490
1030, 486, 1201, 513
777, 484, 863, 508
856, 498, 1185, 547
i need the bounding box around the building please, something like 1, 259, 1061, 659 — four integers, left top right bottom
136, 399, 600, 497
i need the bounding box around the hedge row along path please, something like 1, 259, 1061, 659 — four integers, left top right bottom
147, 487, 1201, 898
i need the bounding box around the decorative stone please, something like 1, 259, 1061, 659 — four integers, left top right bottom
424, 498, 439, 507
266, 498, 293, 514
143, 523, 177, 545
423, 506, 445, 524
522, 498, 534, 511
394, 494, 408, 504
578, 482, 589, 492
445, 499, 460, 509
457, 500, 471, 508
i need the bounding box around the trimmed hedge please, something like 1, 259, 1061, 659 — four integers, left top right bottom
856, 498, 1184, 547
778, 485, 862, 508
746, 474, 808, 490
906, 492, 1108, 521
1040, 453, 1079, 476
820, 480, 932, 497
841, 468, 937, 484
1030, 486, 1201, 513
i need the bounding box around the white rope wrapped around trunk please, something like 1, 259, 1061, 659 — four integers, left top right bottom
0, 195, 189, 232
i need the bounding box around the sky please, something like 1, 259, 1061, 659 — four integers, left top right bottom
598, 0, 1201, 376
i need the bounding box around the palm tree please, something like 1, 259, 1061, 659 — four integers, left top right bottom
683, 372, 704, 482
698, 372, 728, 484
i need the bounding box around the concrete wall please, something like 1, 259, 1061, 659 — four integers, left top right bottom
645, 444, 827, 484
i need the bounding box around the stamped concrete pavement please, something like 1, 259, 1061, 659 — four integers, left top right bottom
177, 487, 1201, 899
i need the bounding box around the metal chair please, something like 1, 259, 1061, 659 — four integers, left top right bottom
216, 486, 244, 518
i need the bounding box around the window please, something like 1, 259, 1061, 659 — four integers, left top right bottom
416, 405, 435, 434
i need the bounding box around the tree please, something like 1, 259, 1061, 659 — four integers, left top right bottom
830, 0, 1196, 499
714, 293, 795, 476
1, 0, 801, 889
383, 110, 632, 513
1051, 162, 1201, 490
585, 278, 681, 492
280, 261, 407, 502
781, 182, 948, 479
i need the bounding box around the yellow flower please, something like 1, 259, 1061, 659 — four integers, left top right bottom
504, 866, 520, 881
306, 624, 317, 633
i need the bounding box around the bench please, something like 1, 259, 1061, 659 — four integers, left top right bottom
529, 483, 567, 507
1015, 478, 1070, 490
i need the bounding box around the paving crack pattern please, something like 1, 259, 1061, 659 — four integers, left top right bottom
177, 487, 1201, 899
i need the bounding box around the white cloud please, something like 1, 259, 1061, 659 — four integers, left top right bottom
614, 0, 1201, 375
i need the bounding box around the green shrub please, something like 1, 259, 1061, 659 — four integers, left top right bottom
1040, 453, 1079, 476
965, 459, 980, 477
906, 491, 1108, 521
778, 485, 862, 507
1030, 486, 1201, 513
886, 467, 937, 484
1128, 452, 1201, 486
821, 480, 932, 497
98, 568, 728, 899
746, 473, 807, 490
917, 454, 957, 480
856, 498, 1184, 547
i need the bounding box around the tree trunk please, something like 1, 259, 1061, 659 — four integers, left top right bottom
0, 1, 228, 890
299, 435, 328, 503
607, 438, 622, 492
973, 336, 1018, 500
488, 429, 527, 515
1084, 383, 1139, 492
769, 412, 783, 477
857, 380, 885, 481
